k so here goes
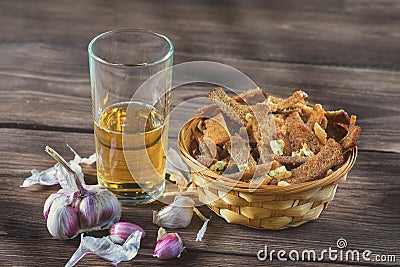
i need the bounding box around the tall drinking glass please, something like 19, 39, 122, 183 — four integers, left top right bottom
88, 29, 173, 205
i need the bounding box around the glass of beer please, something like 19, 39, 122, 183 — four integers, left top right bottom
88, 29, 173, 205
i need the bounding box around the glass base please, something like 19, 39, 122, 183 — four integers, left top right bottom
98, 177, 165, 206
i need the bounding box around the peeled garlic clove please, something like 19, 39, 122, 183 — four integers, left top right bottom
78, 186, 122, 232
110, 222, 146, 241
153, 232, 184, 260
46, 196, 80, 240
153, 195, 195, 229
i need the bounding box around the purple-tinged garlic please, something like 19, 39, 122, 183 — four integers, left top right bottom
78, 186, 121, 231
43, 146, 121, 240
110, 222, 146, 241
44, 191, 80, 239
153, 195, 195, 229
153, 227, 184, 260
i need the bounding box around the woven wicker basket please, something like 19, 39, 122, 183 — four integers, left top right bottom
178, 117, 357, 230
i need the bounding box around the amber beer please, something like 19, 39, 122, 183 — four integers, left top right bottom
94, 102, 168, 200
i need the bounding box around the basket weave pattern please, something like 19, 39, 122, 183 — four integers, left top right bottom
179, 117, 357, 230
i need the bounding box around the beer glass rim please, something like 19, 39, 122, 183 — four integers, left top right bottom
88, 28, 174, 67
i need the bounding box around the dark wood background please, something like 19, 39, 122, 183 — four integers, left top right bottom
0, 0, 399, 266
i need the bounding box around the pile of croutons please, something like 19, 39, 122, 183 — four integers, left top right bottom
190, 88, 360, 186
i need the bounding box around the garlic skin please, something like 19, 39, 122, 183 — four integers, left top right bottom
153, 195, 195, 229
110, 222, 146, 241
153, 229, 184, 260
66, 231, 142, 267
43, 146, 122, 240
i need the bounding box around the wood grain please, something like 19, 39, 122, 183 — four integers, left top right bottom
1, 0, 400, 69
1, 45, 399, 153
1, 0, 399, 266
0, 129, 399, 266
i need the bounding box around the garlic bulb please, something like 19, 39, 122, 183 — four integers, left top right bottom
153, 195, 195, 229
43, 146, 121, 239
153, 227, 184, 260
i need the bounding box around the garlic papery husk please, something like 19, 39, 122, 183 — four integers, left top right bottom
43, 146, 121, 240
66, 231, 142, 267
153, 195, 195, 229
110, 222, 146, 241
21, 145, 94, 188
153, 227, 184, 260
193, 207, 210, 242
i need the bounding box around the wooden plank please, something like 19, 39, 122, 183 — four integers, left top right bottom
0, 44, 399, 152
0, 129, 399, 266
0, 239, 350, 267
1, 0, 400, 69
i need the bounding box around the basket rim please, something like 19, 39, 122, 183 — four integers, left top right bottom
178, 116, 358, 194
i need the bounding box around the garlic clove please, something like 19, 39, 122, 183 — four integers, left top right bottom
43, 192, 65, 220
46, 196, 80, 240
78, 193, 99, 229
110, 222, 146, 240
95, 187, 122, 228
153, 231, 184, 260
43, 189, 77, 220
78, 186, 122, 232
153, 195, 195, 229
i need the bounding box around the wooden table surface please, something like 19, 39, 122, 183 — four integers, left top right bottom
1, 1, 399, 266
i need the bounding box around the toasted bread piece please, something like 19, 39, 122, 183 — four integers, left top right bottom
273, 114, 286, 133
276, 131, 292, 156
225, 163, 271, 182
340, 115, 360, 151
314, 122, 327, 145
196, 88, 267, 116
249, 173, 272, 190
284, 138, 344, 184
203, 113, 231, 144
234, 87, 268, 105
238, 126, 249, 141
271, 159, 283, 170
269, 90, 308, 112
284, 111, 304, 134
229, 133, 257, 170
207, 88, 252, 124
284, 111, 322, 154
326, 122, 347, 142
289, 123, 322, 153
252, 103, 275, 164
273, 155, 308, 167
307, 104, 325, 128
274, 107, 302, 115
320, 115, 328, 129
198, 136, 217, 159
325, 109, 350, 125
190, 135, 200, 158
224, 160, 239, 174
293, 102, 314, 119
